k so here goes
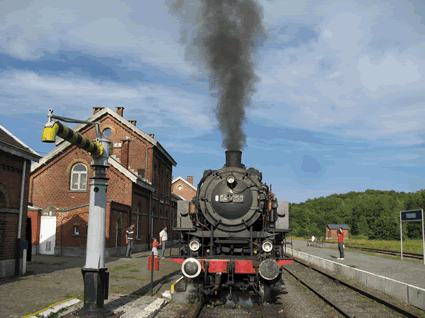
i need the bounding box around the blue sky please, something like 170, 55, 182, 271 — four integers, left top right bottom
1, 0, 424, 204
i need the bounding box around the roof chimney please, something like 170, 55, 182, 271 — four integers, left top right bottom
187, 176, 193, 185
128, 120, 137, 126
116, 106, 124, 117
148, 134, 155, 139
93, 107, 104, 115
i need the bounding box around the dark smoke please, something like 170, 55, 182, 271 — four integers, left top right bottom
169, 0, 266, 150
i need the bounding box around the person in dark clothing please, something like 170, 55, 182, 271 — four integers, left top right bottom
125, 224, 135, 258
337, 227, 345, 260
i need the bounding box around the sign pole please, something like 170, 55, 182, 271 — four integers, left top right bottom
400, 209, 424, 265
400, 211, 403, 261
422, 209, 425, 265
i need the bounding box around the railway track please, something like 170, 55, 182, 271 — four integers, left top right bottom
283, 259, 422, 318
326, 243, 423, 260
187, 257, 424, 317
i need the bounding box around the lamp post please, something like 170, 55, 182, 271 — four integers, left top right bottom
42, 109, 114, 317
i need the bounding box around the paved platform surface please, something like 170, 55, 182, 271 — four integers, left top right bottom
287, 239, 425, 289
0, 248, 182, 318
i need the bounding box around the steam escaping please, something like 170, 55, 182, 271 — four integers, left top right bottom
169, 0, 266, 150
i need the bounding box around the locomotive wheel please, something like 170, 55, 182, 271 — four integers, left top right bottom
258, 280, 271, 304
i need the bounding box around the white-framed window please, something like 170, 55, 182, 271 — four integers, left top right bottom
70, 163, 87, 190
46, 241, 51, 251
73, 225, 80, 235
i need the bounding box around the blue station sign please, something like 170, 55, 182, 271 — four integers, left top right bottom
401, 209, 423, 222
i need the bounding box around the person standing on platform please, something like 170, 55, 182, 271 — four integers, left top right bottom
307, 234, 315, 246
152, 238, 159, 258
159, 227, 168, 259
125, 224, 135, 258
337, 227, 345, 260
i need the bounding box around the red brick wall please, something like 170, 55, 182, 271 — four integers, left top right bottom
172, 180, 197, 201
0, 150, 30, 260
0, 214, 19, 260
57, 205, 89, 248
27, 210, 41, 245
326, 228, 349, 239
29, 111, 176, 252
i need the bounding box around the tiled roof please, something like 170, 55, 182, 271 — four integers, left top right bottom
172, 192, 186, 200
0, 125, 42, 162
327, 224, 351, 230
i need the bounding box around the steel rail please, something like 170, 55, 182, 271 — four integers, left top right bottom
258, 301, 267, 318
191, 295, 205, 318
282, 266, 353, 318
293, 259, 421, 318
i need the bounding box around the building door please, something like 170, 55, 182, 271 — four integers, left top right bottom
39, 215, 56, 255
115, 217, 121, 255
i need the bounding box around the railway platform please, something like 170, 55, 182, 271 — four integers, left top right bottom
287, 239, 425, 310
0, 247, 182, 318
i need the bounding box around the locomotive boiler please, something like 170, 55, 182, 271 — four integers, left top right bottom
171, 150, 293, 303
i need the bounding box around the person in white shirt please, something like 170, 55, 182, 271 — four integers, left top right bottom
307, 234, 315, 246
159, 227, 168, 259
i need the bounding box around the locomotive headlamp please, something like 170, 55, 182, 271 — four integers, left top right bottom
227, 175, 235, 184
189, 239, 200, 251
262, 240, 273, 253
182, 258, 202, 278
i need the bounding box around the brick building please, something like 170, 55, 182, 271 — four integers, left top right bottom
326, 224, 350, 240
28, 107, 177, 257
0, 125, 41, 277
172, 176, 197, 201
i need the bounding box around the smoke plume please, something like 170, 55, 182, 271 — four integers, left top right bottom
169, 0, 266, 150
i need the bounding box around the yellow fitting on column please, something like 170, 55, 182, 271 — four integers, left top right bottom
41, 123, 59, 143
90, 142, 104, 158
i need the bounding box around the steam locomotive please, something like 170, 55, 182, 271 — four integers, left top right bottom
171, 151, 293, 303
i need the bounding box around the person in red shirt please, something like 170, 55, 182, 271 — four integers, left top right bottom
337, 227, 345, 260
152, 238, 160, 258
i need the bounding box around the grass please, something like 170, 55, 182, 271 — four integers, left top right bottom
326, 237, 423, 254
129, 269, 139, 272
109, 263, 138, 273
64, 293, 83, 301
293, 236, 423, 253
51, 262, 67, 266
31, 261, 46, 265
110, 275, 145, 280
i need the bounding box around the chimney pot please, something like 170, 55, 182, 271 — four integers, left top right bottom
148, 134, 155, 139
93, 107, 104, 115
116, 106, 124, 117
128, 120, 137, 126
187, 176, 194, 185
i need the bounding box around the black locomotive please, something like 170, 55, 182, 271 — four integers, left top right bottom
171, 150, 293, 303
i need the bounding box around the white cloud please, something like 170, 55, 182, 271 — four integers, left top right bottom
0, 70, 214, 133
358, 53, 422, 92
250, 0, 425, 146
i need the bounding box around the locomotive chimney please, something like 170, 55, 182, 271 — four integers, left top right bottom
225, 150, 242, 168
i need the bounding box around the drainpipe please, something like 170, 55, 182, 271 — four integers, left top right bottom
146, 145, 154, 249
145, 146, 154, 182
149, 192, 152, 249
15, 160, 27, 276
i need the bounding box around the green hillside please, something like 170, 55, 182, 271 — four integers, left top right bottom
289, 189, 425, 240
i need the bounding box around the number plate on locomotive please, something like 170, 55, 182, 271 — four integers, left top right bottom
219, 194, 244, 203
